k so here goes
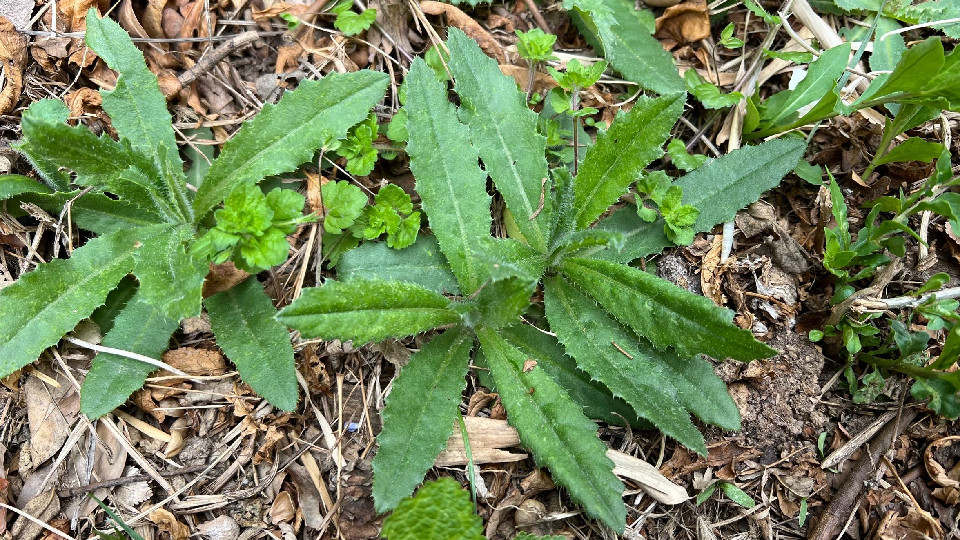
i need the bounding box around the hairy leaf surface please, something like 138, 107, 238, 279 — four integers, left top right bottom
84, 11, 183, 183
477, 327, 626, 532
206, 277, 298, 411
81, 296, 178, 418
571, 0, 684, 94
277, 279, 460, 344
544, 276, 706, 454
373, 330, 473, 512
500, 324, 646, 429
590, 138, 806, 263
338, 235, 460, 294
0, 226, 167, 377
573, 93, 684, 229
194, 71, 389, 218
380, 478, 483, 540
473, 274, 537, 329
561, 257, 775, 360
13, 191, 165, 234
0, 175, 52, 199
657, 354, 740, 430
406, 59, 492, 294
133, 224, 206, 320
447, 29, 552, 252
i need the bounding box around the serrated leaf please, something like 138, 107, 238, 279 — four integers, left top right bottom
447, 29, 552, 252
81, 296, 179, 418
205, 276, 298, 411
0, 225, 167, 377
499, 324, 648, 429
381, 478, 483, 540
0, 175, 52, 199
561, 257, 775, 361
84, 10, 183, 186
473, 274, 537, 329
373, 330, 473, 512
572, 93, 684, 229
474, 238, 547, 282
194, 70, 389, 218
338, 235, 460, 294
18, 99, 138, 187
477, 327, 626, 532
657, 353, 740, 430
406, 58, 492, 294
678, 138, 806, 233
277, 278, 460, 344
544, 275, 706, 454
19, 191, 166, 234
570, 0, 685, 94
133, 224, 206, 320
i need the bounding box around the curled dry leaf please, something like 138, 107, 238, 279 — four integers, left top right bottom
64, 87, 102, 117
202, 261, 251, 298
925, 435, 960, 503
655, 0, 710, 46
149, 508, 191, 540
0, 16, 27, 115
420, 1, 505, 64
196, 515, 240, 540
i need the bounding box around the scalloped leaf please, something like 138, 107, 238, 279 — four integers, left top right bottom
81, 295, 179, 418
0, 225, 168, 377
193, 70, 389, 218
133, 224, 206, 320
84, 10, 183, 185
406, 58, 492, 294
446, 29, 552, 252
499, 325, 646, 429
544, 275, 706, 454
381, 478, 483, 540
590, 138, 807, 263
373, 330, 473, 512
205, 277, 298, 411
561, 257, 775, 361
477, 327, 626, 532
277, 279, 460, 344
572, 93, 684, 229
338, 235, 460, 294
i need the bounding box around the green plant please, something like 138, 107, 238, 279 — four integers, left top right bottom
278, 29, 805, 531
331, 0, 377, 36
696, 480, 757, 509
812, 161, 960, 415
0, 10, 389, 416
382, 478, 564, 540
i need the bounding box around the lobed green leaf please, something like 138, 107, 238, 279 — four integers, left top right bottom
446, 29, 552, 252
380, 478, 483, 540
406, 59, 493, 294
193, 70, 389, 218
81, 296, 179, 418
572, 93, 684, 229
373, 330, 474, 512
477, 327, 626, 532
205, 276, 298, 411
0, 225, 169, 377
277, 278, 460, 344
84, 10, 184, 188
561, 257, 775, 361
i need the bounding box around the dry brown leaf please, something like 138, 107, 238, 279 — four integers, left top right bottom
287, 463, 325, 529
196, 516, 240, 540
253, 424, 285, 464
149, 508, 190, 540
253, 3, 309, 22
142, 0, 170, 38
202, 262, 250, 298
270, 491, 296, 524
10, 489, 59, 540
25, 372, 78, 465
0, 16, 27, 115
64, 87, 102, 117
420, 1, 505, 64
872, 508, 943, 540
163, 347, 226, 376
499, 65, 558, 94
655, 0, 710, 46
